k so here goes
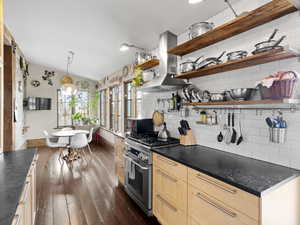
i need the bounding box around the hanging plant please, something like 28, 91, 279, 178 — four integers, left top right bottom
132, 68, 144, 87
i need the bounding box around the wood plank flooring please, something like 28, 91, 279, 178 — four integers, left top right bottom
35, 144, 160, 225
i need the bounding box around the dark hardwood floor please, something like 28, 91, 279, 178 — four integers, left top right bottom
35, 144, 160, 225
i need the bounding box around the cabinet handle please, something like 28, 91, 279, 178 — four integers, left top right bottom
156, 194, 177, 212
12, 214, 20, 225
20, 181, 30, 204
157, 156, 177, 166
156, 169, 177, 183
196, 174, 237, 194
196, 193, 237, 218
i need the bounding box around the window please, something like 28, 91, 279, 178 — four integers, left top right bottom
99, 89, 107, 127
109, 86, 121, 132
57, 89, 90, 127
124, 81, 142, 131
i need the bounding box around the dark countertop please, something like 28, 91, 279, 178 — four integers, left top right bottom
152, 145, 299, 197
0, 149, 37, 225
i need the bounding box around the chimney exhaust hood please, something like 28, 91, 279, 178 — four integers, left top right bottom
139, 31, 186, 93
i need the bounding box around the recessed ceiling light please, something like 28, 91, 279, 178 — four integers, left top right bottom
189, 0, 204, 4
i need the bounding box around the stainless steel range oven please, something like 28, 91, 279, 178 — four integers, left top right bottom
124, 139, 153, 216
124, 135, 180, 216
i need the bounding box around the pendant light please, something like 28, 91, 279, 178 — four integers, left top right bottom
189, 0, 204, 4
61, 51, 78, 95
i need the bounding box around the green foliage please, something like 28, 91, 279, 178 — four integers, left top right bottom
90, 92, 100, 110
69, 95, 77, 108
132, 68, 144, 87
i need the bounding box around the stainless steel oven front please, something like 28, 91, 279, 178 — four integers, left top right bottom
124, 139, 152, 216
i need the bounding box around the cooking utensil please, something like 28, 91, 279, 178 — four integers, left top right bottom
217, 113, 224, 142
210, 93, 226, 102
196, 51, 226, 70
226, 51, 248, 61
152, 110, 164, 126
231, 113, 237, 143
201, 90, 211, 103
227, 88, 255, 101
158, 122, 170, 141
188, 22, 214, 40
180, 55, 204, 73
252, 29, 286, 55
266, 117, 273, 128
225, 113, 232, 145
236, 115, 244, 145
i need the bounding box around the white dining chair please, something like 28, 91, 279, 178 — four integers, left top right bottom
43, 130, 68, 164
70, 133, 90, 165
87, 127, 94, 155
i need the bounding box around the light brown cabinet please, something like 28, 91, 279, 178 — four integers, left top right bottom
11, 154, 37, 225
153, 153, 188, 225
115, 136, 125, 185
152, 153, 300, 225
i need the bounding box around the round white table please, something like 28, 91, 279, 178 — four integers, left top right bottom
52, 129, 89, 163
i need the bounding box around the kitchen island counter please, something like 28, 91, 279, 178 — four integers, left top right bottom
152, 145, 299, 197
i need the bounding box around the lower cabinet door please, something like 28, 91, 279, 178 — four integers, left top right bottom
188, 217, 202, 225
188, 185, 258, 225
153, 167, 187, 211
154, 193, 187, 225
11, 205, 24, 225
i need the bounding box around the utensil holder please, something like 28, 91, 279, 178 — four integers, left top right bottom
180, 130, 197, 146
269, 128, 287, 144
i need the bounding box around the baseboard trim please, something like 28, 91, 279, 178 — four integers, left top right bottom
27, 138, 46, 148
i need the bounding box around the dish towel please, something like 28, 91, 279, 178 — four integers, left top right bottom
125, 158, 135, 180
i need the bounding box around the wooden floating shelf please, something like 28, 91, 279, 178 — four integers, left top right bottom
135, 58, 159, 70
184, 100, 283, 106
168, 0, 297, 56
176, 49, 297, 79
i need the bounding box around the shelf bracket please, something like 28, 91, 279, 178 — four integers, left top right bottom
289, 0, 300, 9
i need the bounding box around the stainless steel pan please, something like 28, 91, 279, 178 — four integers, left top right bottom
196, 51, 226, 70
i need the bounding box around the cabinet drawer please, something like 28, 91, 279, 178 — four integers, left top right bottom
188, 185, 258, 225
153, 166, 187, 211
188, 168, 259, 220
153, 153, 187, 181
154, 193, 187, 225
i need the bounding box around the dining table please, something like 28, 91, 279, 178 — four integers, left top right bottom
52, 129, 89, 163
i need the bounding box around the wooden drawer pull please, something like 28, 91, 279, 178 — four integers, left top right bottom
196, 193, 237, 218
156, 194, 178, 212
196, 174, 237, 194
157, 169, 178, 183
157, 156, 177, 166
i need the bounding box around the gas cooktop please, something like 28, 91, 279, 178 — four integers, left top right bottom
127, 134, 180, 148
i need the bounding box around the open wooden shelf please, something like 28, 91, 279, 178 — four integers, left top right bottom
176, 49, 297, 79
168, 0, 297, 56
135, 58, 159, 70
184, 100, 283, 106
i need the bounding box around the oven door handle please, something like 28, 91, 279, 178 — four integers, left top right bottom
123, 155, 150, 170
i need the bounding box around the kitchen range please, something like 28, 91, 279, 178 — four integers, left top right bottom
124, 118, 180, 215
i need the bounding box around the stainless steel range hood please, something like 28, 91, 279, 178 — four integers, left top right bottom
139, 31, 186, 93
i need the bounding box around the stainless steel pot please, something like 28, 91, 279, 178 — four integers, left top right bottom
196, 51, 226, 70
210, 93, 226, 102
180, 55, 204, 73
188, 22, 214, 40
227, 51, 248, 61
227, 88, 255, 101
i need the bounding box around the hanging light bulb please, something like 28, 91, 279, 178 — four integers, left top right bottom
61, 51, 78, 95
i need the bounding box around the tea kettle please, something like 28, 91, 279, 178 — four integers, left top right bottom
158, 122, 170, 141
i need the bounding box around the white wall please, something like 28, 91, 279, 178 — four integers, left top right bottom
25, 63, 97, 139
141, 0, 300, 170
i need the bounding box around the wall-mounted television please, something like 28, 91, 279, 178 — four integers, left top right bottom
24, 97, 52, 111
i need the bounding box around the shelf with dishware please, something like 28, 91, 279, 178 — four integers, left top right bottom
183, 99, 300, 110
168, 0, 298, 57
135, 58, 159, 70
176, 48, 297, 79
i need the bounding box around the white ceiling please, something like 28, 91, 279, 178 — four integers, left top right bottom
5, 0, 239, 80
